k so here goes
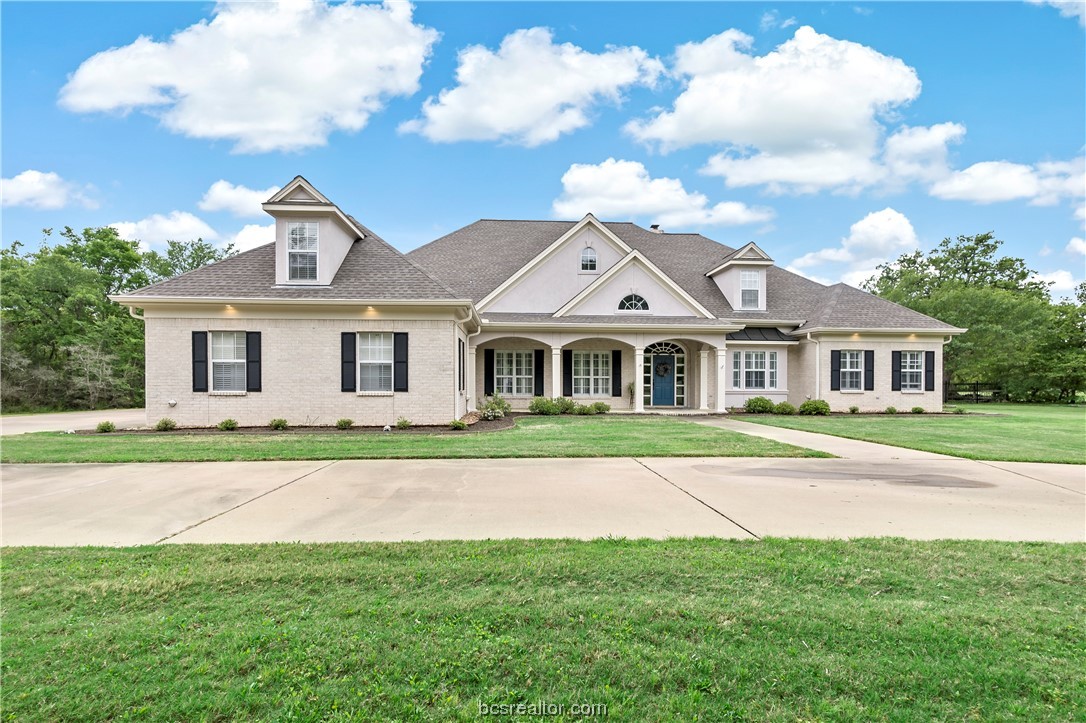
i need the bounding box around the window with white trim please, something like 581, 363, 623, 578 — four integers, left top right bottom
211, 331, 246, 392
358, 332, 393, 392
573, 351, 610, 396
580, 248, 597, 272
495, 351, 533, 395
731, 350, 777, 389
901, 351, 923, 391
840, 350, 862, 391
619, 294, 648, 311
288, 221, 318, 281
740, 271, 760, 309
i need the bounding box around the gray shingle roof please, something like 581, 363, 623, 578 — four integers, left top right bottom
481, 312, 732, 327
797, 283, 957, 330
121, 223, 458, 301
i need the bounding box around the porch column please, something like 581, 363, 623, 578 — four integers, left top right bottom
633, 346, 645, 412
714, 345, 728, 413
698, 349, 710, 410
551, 346, 562, 399
468, 345, 478, 407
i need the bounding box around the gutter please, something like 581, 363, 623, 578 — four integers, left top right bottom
109, 295, 478, 308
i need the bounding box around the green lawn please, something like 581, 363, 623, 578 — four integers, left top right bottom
741, 404, 1086, 464
3, 539, 1082, 721
0, 415, 827, 463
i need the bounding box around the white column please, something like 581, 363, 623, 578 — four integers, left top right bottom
699, 349, 709, 410
551, 346, 562, 399
633, 346, 645, 412
468, 345, 478, 408
715, 346, 728, 413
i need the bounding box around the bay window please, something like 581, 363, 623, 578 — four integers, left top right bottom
731, 350, 778, 390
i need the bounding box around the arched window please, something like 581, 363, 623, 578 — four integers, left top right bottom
580, 247, 597, 272
619, 294, 649, 311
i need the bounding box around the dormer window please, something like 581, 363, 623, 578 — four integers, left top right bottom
619, 294, 649, 311
581, 247, 597, 272
740, 270, 760, 309
288, 221, 319, 281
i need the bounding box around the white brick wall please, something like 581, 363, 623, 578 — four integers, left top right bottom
144, 317, 459, 427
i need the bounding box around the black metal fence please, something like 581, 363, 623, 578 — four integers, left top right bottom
944, 381, 1005, 403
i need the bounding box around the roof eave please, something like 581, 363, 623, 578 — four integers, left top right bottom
110, 295, 476, 307
798, 326, 967, 335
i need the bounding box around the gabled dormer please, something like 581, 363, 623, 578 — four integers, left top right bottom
705, 242, 773, 312
262, 176, 367, 286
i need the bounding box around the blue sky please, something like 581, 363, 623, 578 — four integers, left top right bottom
3, 1, 1084, 295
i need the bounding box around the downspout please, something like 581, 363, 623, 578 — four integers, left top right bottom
127, 306, 145, 320
807, 332, 820, 399
455, 306, 483, 414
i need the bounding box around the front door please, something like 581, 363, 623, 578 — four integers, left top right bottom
651, 354, 675, 406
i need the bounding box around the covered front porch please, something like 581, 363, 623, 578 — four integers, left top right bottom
469, 329, 732, 413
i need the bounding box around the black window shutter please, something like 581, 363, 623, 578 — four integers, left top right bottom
890, 351, 901, 391
925, 351, 936, 391
393, 333, 409, 392
829, 350, 841, 391
341, 332, 356, 392
533, 349, 544, 396
246, 332, 261, 392
484, 349, 495, 396
863, 350, 875, 391
611, 350, 622, 397
458, 339, 465, 391
562, 349, 573, 397
192, 331, 208, 393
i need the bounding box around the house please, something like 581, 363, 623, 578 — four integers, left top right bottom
113, 176, 964, 427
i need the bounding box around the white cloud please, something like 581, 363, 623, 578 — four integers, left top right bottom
400, 27, 662, 146
111, 211, 218, 248
552, 158, 774, 228
225, 223, 276, 252
59, 1, 438, 153
1067, 237, 1086, 255
790, 207, 919, 286
759, 10, 797, 31
1, 170, 97, 210
198, 180, 279, 218
1030, 269, 1079, 294
883, 122, 966, 185
929, 157, 1084, 205
626, 26, 921, 193
1075, 203, 1086, 227
1027, 0, 1086, 26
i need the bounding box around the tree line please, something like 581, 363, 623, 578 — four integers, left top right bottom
1, 227, 235, 411
863, 233, 1086, 402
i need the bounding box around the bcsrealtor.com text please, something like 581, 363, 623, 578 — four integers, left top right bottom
478, 700, 607, 717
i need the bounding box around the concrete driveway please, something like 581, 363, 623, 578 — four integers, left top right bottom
3, 456, 1082, 545
0, 408, 145, 435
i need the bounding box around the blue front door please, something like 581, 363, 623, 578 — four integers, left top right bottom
652, 354, 675, 406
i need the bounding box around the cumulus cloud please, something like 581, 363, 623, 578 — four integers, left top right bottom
400, 27, 662, 146
198, 180, 279, 217
883, 122, 966, 185
1, 170, 97, 209
1067, 236, 1086, 255
111, 211, 218, 248
930, 157, 1084, 205
1030, 269, 1080, 296
225, 223, 276, 252
626, 26, 920, 193
59, 1, 439, 153
789, 208, 919, 286
552, 158, 774, 228
1027, 0, 1086, 26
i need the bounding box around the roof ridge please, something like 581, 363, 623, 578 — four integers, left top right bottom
121, 241, 273, 296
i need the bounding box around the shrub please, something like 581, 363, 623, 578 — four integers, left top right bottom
911, 406, 925, 414
269, 418, 289, 430
953, 406, 967, 414
555, 397, 578, 415
590, 401, 611, 414
95, 421, 116, 433
573, 403, 597, 415
335, 418, 353, 430
744, 396, 776, 414
885, 406, 898, 415
798, 399, 831, 416
217, 418, 238, 431
528, 397, 562, 415
849, 405, 859, 414
773, 401, 797, 415
154, 417, 177, 431
395, 416, 412, 430
449, 419, 468, 430
480, 394, 510, 420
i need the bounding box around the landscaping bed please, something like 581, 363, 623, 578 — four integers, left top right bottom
77, 415, 517, 436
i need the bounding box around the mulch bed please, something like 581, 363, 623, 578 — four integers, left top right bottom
79, 414, 518, 436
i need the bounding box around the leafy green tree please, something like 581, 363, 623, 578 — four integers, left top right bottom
144, 238, 236, 283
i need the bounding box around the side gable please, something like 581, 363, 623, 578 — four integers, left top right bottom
555, 251, 714, 318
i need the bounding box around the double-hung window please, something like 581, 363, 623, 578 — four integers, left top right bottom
731, 350, 777, 389
580, 248, 597, 271
495, 351, 533, 395
288, 221, 318, 281
740, 271, 760, 309
573, 351, 610, 396
840, 350, 863, 391
211, 331, 246, 392
358, 332, 393, 392
901, 351, 923, 391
